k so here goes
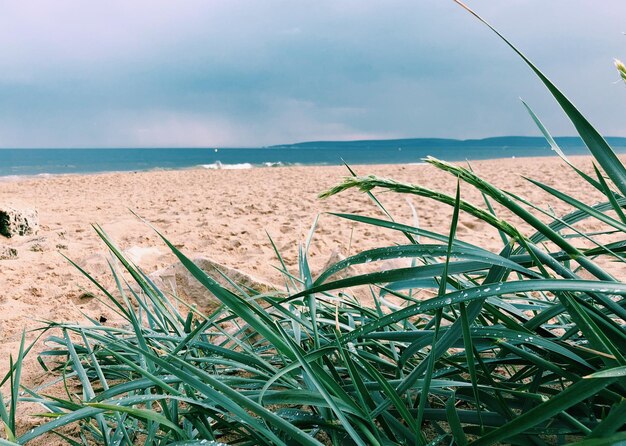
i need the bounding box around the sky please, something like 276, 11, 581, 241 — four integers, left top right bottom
0, 1, 625, 148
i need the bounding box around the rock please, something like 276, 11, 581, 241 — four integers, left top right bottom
150, 257, 279, 307
0, 206, 39, 238
0, 246, 18, 260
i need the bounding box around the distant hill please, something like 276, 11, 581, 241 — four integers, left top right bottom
270, 136, 626, 151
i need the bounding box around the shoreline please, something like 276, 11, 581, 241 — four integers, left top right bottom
7, 137, 626, 182
0, 151, 607, 183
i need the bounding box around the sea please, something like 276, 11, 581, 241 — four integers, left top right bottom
2, 137, 626, 179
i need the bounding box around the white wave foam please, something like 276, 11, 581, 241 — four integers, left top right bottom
200, 161, 253, 170
0, 175, 24, 182
0, 172, 58, 182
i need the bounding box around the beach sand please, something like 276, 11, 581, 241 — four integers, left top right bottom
1, 155, 624, 437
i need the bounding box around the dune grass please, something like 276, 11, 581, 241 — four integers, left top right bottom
2, 3, 626, 446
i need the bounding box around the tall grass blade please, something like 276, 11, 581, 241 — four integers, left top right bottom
416, 181, 462, 441
455, 0, 626, 197
470, 376, 620, 446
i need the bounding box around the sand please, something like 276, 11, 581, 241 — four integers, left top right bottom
0, 155, 624, 436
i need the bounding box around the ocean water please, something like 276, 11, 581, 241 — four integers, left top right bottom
1, 139, 624, 178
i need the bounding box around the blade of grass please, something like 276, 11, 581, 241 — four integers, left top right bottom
455, 0, 626, 197
469, 375, 620, 446
416, 180, 462, 442
314, 243, 538, 285
446, 391, 468, 446
521, 99, 604, 192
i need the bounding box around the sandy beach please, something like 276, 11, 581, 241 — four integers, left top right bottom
1, 155, 624, 434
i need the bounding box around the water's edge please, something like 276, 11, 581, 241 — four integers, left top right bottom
2, 143, 625, 179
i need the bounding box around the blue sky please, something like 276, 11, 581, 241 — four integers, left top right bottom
0, 1, 625, 148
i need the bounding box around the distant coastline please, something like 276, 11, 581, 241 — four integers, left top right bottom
268, 135, 626, 150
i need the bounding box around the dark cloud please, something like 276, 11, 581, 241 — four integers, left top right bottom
0, 1, 624, 147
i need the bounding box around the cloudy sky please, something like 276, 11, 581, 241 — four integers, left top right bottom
0, 1, 624, 148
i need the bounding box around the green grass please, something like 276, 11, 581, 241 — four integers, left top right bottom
2, 3, 626, 445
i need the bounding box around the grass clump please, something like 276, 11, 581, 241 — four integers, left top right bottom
2, 3, 626, 446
